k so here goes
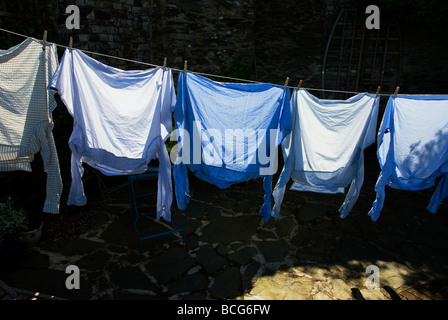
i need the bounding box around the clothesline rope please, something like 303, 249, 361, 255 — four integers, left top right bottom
0, 27, 393, 96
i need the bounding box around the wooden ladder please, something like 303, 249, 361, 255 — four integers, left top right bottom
322, 7, 401, 99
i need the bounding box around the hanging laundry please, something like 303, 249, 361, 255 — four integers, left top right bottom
48, 48, 176, 221
272, 88, 379, 219
0, 38, 62, 214
173, 71, 291, 222
368, 95, 448, 221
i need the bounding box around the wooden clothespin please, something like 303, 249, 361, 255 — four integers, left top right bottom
284, 77, 290, 90
42, 30, 47, 51
184, 60, 188, 75
69, 37, 73, 53
394, 86, 400, 98
297, 79, 303, 91
375, 86, 381, 97
163, 57, 167, 71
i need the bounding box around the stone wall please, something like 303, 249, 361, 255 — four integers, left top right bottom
1, 0, 446, 93
149, 0, 257, 77
50, 0, 341, 85
148, 0, 341, 86
0, 0, 341, 84
55, 0, 153, 69
253, 0, 340, 86
399, 25, 448, 95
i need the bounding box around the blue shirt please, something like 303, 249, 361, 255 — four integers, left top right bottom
368, 94, 448, 221
173, 71, 291, 221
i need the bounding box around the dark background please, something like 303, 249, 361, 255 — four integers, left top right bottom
0, 0, 447, 226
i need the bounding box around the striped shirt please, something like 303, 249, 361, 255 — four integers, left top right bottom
0, 38, 62, 214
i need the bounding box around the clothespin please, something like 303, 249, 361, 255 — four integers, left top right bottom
297, 79, 303, 91
184, 60, 188, 75
42, 30, 47, 51
163, 57, 167, 71
375, 86, 381, 97
284, 77, 290, 90
394, 86, 400, 98
69, 37, 73, 53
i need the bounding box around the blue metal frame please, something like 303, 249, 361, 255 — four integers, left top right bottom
128, 166, 185, 253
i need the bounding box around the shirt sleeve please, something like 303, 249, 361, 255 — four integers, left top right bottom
66, 149, 87, 206
48, 48, 75, 116
160, 68, 176, 142
277, 87, 292, 146
271, 89, 297, 218
38, 122, 63, 214
173, 72, 190, 211
427, 173, 448, 213
156, 138, 173, 221
41, 43, 63, 214
368, 97, 394, 221
362, 96, 380, 149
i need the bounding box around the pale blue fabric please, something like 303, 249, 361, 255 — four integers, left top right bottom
273, 89, 379, 219
173, 71, 291, 222
368, 95, 448, 221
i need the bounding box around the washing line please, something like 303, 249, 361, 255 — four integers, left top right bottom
0, 27, 393, 96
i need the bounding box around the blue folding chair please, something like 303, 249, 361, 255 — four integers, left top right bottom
128, 165, 184, 253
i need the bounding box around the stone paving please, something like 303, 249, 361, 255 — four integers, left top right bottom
1, 147, 448, 300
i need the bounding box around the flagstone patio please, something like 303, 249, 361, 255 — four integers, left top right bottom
1, 147, 448, 300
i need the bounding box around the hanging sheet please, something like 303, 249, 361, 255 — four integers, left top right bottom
368, 94, 448, 221
173, 71, 291, 222
273, 88, 379, 219
48, 48, 176, 221
0, 38, 62, 214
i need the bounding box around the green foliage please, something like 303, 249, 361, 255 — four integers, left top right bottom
165, 127, 177, 153
220, 57, 254, 82
0, 1, 58, 48
0, 197, 26, 247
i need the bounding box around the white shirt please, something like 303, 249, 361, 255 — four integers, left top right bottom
273, 88, 379, 219
49, 48, 176, 221
0, 38, 62, 214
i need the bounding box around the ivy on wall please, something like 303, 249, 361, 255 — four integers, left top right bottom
0, 1, 60, 47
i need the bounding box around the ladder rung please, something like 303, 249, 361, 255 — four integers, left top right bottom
331, 36, 364, 41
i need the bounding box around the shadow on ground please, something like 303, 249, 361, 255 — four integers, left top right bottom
1, 144, 448, 300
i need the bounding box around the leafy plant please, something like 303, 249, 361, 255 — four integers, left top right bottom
0, 197, 26, 248
220, 56, 254, 82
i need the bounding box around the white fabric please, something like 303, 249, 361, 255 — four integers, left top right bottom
0, 38, 62, 214
49, 48, 176, 221
273, 89, 379, 218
